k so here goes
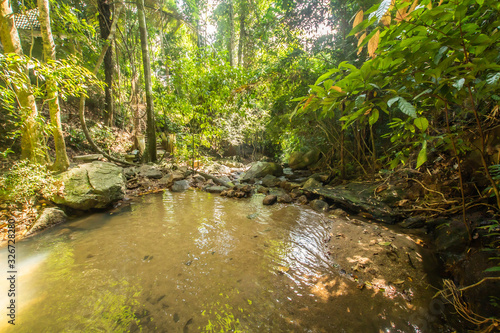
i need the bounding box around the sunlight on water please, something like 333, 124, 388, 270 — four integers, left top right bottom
1, 191, 441, 332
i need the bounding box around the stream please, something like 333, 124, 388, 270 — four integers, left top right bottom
0, 191, 447, 332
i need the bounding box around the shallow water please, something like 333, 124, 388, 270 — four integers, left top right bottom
1, 191, 443, 332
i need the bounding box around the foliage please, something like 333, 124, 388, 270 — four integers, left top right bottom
293, 0, 500, 172
0, 160, 59, 202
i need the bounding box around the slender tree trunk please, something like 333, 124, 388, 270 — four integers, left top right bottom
228, 0, 235, 67
98, 0, 114, 126
136, 0, 156, 162
0, 0, 43, 162
238, 0, 246, 66
38, 0, 69, 172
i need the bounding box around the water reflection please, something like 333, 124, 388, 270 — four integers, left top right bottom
1, 191, 443, 332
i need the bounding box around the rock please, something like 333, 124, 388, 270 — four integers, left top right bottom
257, 186, 269, 194
297, 195, 308, 205
240, 162, 283, 182
235, 191, 246, 198
193, 175, 206, 183
434, 218, 469, 253
310, 199, 329, 212
263, 195, 278, 205
261, 174, 279, 187
330, 208, 348, 217
277, 194, 293, 203
29, 208, 67, 234
159, 171, 185, 186
289, 149, 321, 170
219, 175, 232, 184
400, 217, 426, 229
123, 167, 137, 180
280, 180, 300, 192
204, 186, 228, 193
177, 165, 189, 175
139, 165, 163, 179
52, 162, 126, 210
290, 188, 303, 199
304, 182, 396, 223
240, 184, 253, 193
302, 177, 323, 190
171, 180, 190, 192
73, 154, 102, 163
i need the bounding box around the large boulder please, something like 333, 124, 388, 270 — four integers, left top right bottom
52, 162, 126, 210
240, 162, 283, 182
289, 149, 321, 170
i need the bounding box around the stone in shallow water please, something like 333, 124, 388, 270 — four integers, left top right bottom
277, 193, 293, 203
204, 185, 228, 193
310, 199, 329, 212
171, 180, 190, 192
29, 207, 67, 234
263, 195, 277, 205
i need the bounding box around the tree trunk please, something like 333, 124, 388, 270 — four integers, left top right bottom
228, 0, 235, 67
238, 1, 246, 66
136, 0, 156, 162
98, 0, 114, 126
0, 0, 43, 162
38, 0, 69, 172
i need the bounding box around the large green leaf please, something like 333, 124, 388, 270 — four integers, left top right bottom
398, 97, 417, 118
369, 109, 379, 125
387, 96, 400, 107
414, 117, 429, 132
416, 141, 427, 168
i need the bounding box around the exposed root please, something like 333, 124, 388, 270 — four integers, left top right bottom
434, 278, 500, 332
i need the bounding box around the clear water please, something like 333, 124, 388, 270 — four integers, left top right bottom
0, 191, 442, 332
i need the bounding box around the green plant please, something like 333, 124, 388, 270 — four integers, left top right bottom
0, 160, 60, 202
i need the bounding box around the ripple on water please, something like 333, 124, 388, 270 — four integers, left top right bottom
2, 191, 445, 332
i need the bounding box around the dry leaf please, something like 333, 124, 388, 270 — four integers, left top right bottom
353, 10, 364, 28
357, 32, 367, 47
381, 14, 391, 26
408, 0, 419, 14
368, 30, 380, 58
330, 86, 342, 92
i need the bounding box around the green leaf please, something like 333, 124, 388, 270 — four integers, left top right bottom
398, 97, 417, 118
476, 0, 484, 5
387, 96, 399, 108
414, 89, 433, 100
369, 109, 379, 126
484, 266, 500, 272
416, 142, 427, 168
414, 117, 429, 132
378, 242, 391, 246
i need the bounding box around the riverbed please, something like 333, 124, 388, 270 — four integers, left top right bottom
0, 190, 447, 332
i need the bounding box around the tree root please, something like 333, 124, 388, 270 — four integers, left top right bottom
434, 278, 500, 333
